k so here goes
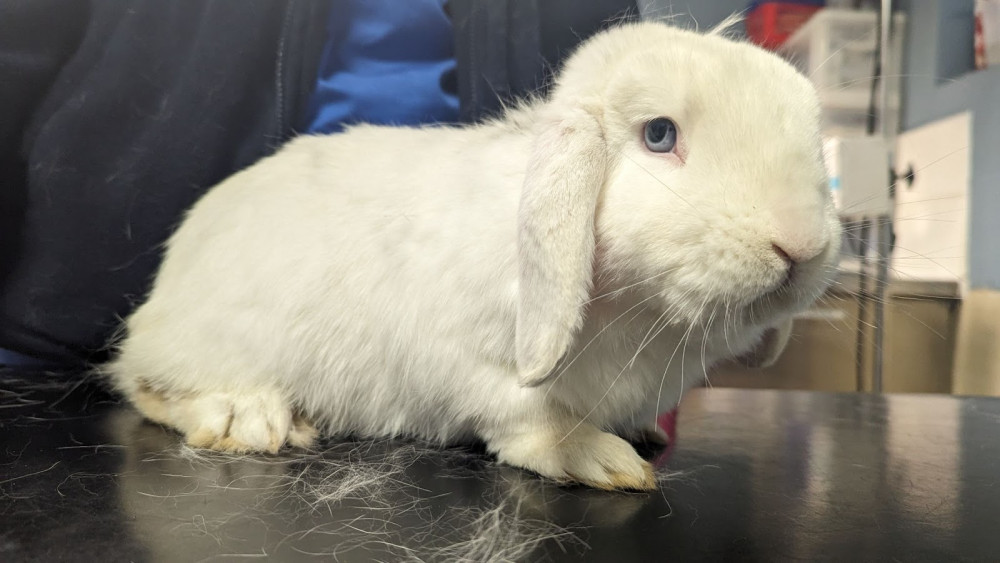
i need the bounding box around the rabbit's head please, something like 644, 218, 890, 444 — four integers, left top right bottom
516, 20, 840, 386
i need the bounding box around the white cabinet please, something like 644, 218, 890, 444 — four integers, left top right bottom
891, 112, 971, 295
781, 9, 907, 138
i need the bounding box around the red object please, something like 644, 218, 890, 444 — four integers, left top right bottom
653, 408, 680, 466
975, 10, 987, 70
657, 408, 678, 444
746, 2, 823, 50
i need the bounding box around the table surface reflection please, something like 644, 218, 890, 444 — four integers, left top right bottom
2, 368, 998, 562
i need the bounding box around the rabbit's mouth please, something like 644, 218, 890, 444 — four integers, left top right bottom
745, 264, 834, 323
758, 270, 798, 306
748, 236, 838, 316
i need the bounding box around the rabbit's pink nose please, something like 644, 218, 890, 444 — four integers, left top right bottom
772, 243, 793, 266
772, 243, 795, 287
771, 238, 828, 265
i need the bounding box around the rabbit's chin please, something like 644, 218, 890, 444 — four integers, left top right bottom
652, 272, 833, 334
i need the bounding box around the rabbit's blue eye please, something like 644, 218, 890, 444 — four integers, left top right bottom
644, 118, 677, 153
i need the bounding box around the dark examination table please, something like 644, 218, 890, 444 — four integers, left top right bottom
3, 367, 998, 561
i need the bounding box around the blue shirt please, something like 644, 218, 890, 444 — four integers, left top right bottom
304, 0, 459, 133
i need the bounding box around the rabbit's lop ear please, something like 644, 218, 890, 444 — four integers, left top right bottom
516, 105, 607, 387
738, 318, 794, 369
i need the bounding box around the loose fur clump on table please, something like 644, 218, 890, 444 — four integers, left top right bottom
110, 413, 599, 562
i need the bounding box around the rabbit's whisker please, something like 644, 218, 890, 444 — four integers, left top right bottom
677, 320, 696, 406
624, 308, 673, 373
700, 305, 718, 388
621, 154, 700, 214
554, 301, 679, 447
543, 292, 661, 400
654, 314, 699, 427
586, 266, 680, 304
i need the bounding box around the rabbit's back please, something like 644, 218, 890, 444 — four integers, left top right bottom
110, 124, 537, 441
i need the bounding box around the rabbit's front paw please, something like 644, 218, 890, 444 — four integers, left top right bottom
493, 423, 656, 491
132, 385, 316, 454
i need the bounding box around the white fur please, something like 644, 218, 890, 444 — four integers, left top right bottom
107, 21, 841, 490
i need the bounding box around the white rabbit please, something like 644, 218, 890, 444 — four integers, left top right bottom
106, 20, 840, 491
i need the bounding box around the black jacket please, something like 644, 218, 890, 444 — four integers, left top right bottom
0, 0, 636, 365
